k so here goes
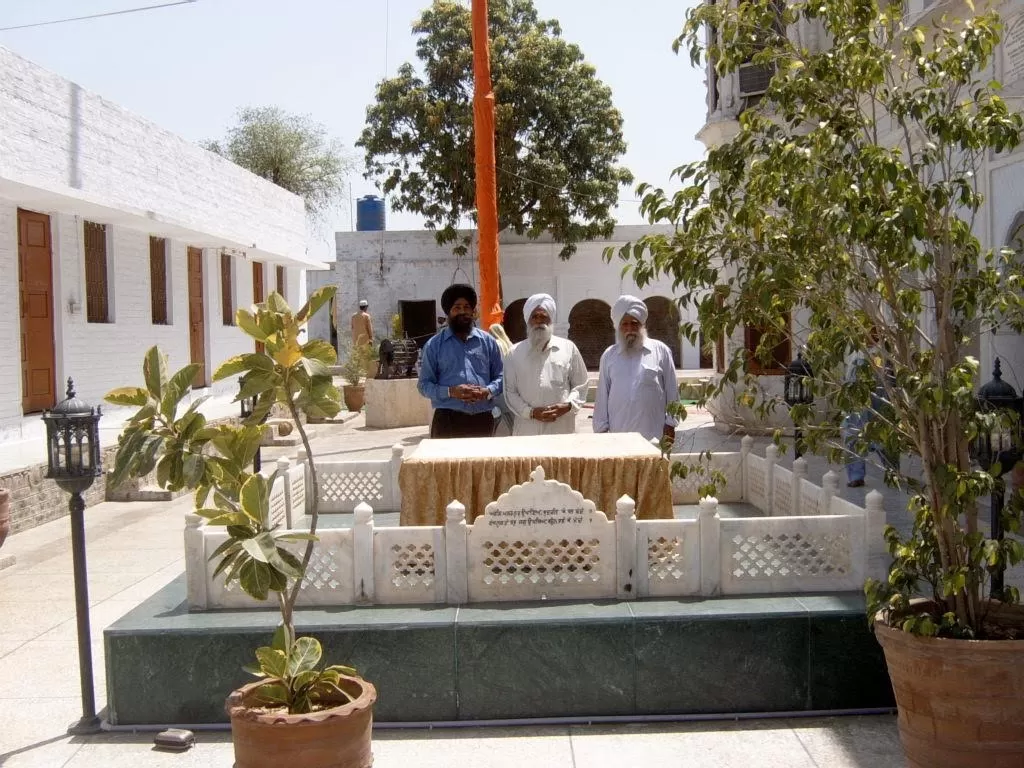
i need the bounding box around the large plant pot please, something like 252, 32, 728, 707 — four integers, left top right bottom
343, 384, 365, 412
0, 488, 10, 550
226, 675, 376, 768
874, 606, 1024, 768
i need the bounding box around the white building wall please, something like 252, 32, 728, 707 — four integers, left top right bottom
0, 202, 20, 427
0, 46, 310, 263
323, 226, 705, 368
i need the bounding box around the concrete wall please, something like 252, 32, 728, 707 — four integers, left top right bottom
317, 226, 706, 369
0, 45, 307, 261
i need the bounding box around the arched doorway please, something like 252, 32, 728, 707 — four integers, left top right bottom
644, 296, 681, 367
503, 298, 527, 343
568, 299, 614, 370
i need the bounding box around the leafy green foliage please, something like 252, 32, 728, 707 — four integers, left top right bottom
610, 1, 1024, 637
357, 0, 633, 259
204, 107, 354, 222
106, 288, 356, 712
243, 627, 357, 714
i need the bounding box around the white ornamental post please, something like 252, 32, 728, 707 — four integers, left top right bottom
698, 496, 721, 596
352, 502, 375, 604
791, 456, 808, 517
445, 500, 469, 605
615, 495, 637, 600
183, 512, 208, 610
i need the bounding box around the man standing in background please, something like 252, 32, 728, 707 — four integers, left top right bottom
417, 284, 503, 438
593, 295, 679, 447
503, 293, 588, 435
351, 299, 374, 346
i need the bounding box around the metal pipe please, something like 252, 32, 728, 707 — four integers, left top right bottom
69, 490, 101, 735
99, 706, 896, 733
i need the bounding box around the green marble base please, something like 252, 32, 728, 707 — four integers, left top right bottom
104, 577, 893, 725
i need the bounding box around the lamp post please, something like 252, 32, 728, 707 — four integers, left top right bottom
42, 378, 103, 735
972, 358, 1023, 600
783, 352, 814, 458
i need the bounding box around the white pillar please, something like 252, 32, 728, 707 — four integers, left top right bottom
792, 457, 808, 517
615, 495, 637, 600
698, 496, 721, 596
764, 443, 779, 515
864, 489, 886, 557
277, 457, 293, 527
445, 500, 469, 605
821, 470, 839, 514
352, 502, 375, 604
184, 512, 208, 610
740, 435, 753, 502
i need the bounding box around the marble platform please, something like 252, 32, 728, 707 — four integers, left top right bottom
365, 378, 433, 429
104, 577, 894, 725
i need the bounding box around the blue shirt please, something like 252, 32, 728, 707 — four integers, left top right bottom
417, 326, 504, 413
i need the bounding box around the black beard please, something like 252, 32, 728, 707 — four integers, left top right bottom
449, 315, 473, 332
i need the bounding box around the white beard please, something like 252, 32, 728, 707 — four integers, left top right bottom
529, 324, 553, 351
616, 328, 647, 353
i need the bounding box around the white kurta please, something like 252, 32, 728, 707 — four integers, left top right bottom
503, 336, 590, 436
592, 338, 679, 441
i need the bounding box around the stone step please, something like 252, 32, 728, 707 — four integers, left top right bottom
105, 576, 894, 725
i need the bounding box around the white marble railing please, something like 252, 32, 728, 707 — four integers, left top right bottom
183, 444, 885, 610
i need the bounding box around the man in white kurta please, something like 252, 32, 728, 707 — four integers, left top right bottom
593, 295, 679, 445
503, 294, 589, 436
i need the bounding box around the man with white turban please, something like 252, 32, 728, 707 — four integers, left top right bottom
503, 293, 589, 435
593, 295, 679, 445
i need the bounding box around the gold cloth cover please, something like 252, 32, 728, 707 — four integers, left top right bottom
398, 432, 673, 525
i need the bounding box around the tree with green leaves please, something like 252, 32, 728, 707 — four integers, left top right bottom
358, 0, 633, 259
612, 0, 1024, 637
106, 289, 366, 714
205, 107, 353, 223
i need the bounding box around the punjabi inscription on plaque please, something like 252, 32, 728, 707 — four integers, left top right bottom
485, 505, 587, 529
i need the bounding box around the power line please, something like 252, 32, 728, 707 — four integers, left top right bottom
496, 164, 645, 205
0, 1, 198, 33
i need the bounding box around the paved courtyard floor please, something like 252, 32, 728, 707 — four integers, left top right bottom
2, 408, 913, 767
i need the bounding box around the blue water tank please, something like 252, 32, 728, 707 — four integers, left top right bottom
356, 195, 386, 232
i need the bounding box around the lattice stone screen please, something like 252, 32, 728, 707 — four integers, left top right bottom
316, 448, 403, 514
202, 529, 355, 609
637, 520, 701, 597
799, 478, 823, 516
718, 515, 865, 594
771, 465, 793, 517
466, 467, 617, 601
267, 474, 287, 528
373, 526, 446, 604
669, 453, 744, 505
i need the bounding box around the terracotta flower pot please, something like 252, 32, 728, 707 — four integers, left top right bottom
226, 675, 376, 768
874, 606, 1024, 768
0, 488, 10, 550
343, 384, 365, 413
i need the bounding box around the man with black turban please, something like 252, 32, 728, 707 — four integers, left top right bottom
417, 283, 504, 438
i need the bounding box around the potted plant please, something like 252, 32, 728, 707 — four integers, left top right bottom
105, 287, 376, 768
612, 2, 1024, 765
339, 341, 374, 412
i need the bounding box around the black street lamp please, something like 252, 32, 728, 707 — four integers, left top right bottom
783, 351, 814, 458
973, 358, 1023, 600
42, 378, 103, 734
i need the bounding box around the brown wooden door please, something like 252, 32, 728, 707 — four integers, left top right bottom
18, 209, 56, 413
187, 247, 207, 388
252, 261, 264, 353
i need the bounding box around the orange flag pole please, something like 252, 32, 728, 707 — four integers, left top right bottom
471, 0, 503, 330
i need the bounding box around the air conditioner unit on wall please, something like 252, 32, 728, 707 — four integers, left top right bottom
738, 62, 774, 98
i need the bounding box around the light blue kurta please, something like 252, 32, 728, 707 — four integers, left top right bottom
592, 338, 679, 441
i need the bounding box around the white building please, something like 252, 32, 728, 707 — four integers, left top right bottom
698, 0, 1024, 430
0, 46, 322, 469
310, 226, 707, 371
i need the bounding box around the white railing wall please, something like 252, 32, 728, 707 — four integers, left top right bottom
184, 442, 887, 610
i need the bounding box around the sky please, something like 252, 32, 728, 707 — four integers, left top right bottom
0, 0, 707, 261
